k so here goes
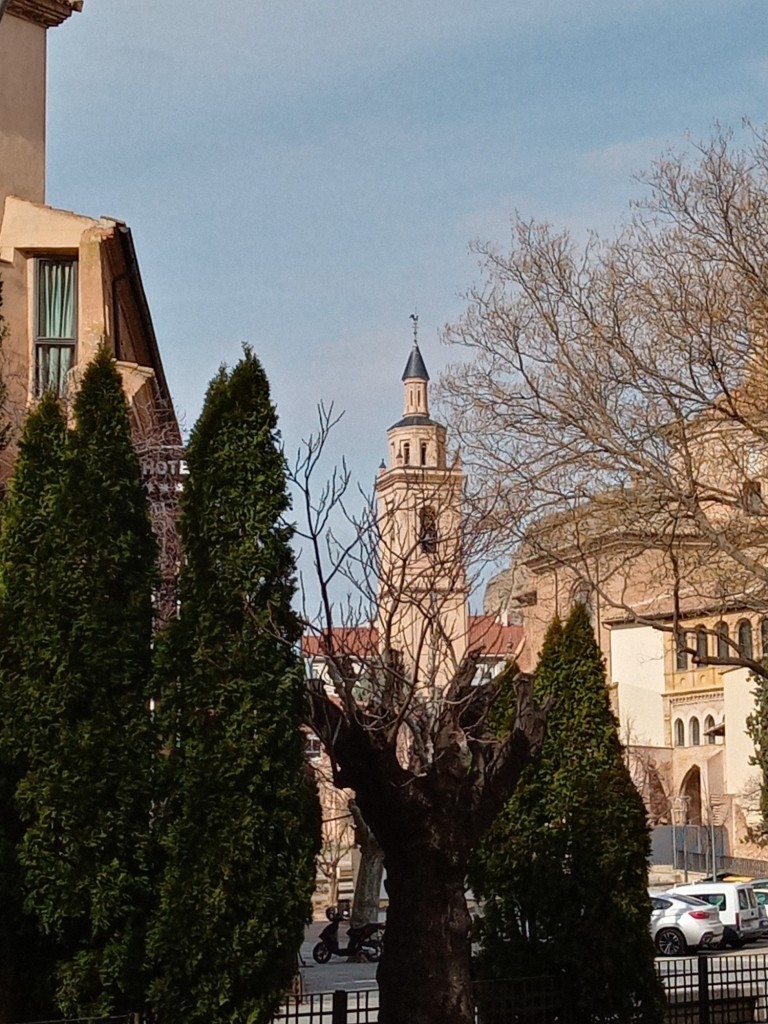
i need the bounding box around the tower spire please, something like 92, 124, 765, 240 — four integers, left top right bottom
410, 311, 419, 346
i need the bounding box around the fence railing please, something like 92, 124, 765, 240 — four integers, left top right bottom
273, 953, 768, 1024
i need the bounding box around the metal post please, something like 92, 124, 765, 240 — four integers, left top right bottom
332, 988, 348, 1024
710, 802, 717, 881
672, 810, 678, 876
682, 824, 688, 882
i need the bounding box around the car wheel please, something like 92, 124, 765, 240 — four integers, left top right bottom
312, 941, 332, 964
655, 928, 688, 956
723, 927, 745, 949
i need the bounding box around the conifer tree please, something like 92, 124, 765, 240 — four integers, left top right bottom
0, 394, 68, 1023
747, 672, 768, 829
0, 351, 157, 1015
148, 348, 319, 1024
472, 604, 662, 1024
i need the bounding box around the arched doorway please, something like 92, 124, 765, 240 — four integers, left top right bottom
680, 766, 702, 826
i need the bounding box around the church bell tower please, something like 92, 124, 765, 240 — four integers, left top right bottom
374, 322, 468, 691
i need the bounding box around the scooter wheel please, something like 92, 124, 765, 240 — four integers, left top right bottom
364, 940, 381, 962
312, 942, 332, 964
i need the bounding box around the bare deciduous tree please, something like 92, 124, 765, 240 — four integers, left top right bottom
441, 125, 768, 678
293, 405, 547, 1024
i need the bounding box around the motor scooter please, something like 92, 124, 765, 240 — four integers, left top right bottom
312, 913, 384, 963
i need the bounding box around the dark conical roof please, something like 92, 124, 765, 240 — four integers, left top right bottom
401, 343, 429, 381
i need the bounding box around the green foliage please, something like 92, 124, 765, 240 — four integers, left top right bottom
0, 394, 68, 1023
0, 277, 10, 456
148, 347, 320, 1024
0, 351, 157, 1016
747, 667, 768, 829
472, 604, 662, 1024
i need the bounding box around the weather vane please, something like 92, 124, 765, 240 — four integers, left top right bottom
409, 311, 419, 345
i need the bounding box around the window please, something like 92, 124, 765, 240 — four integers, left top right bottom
674, 719, 685, 747
696, 627, 708, 662
716, 621, 730, 660
738, 619, 754, 660
418, 506, 438, 554
762, 618, 768, 659
675, 630, 688, 671
35, 258, 77, 397
704, 714, 716, 745
305, 733, 322, 762
742, 479, 764, 515
402, 442, 410, 466
420, 441, 428, 466
689, 717, 700, 746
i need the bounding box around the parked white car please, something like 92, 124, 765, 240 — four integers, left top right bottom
650, 892, 724, 956
669, 881, 760, 948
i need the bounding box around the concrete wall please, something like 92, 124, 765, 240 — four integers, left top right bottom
611, 623, 666, 746
724, 666, 760, 803
0, 12, 46, 210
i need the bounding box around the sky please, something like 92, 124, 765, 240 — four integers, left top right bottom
44, 0, 766, 527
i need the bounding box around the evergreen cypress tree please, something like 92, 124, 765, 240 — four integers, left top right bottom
747, 671, 768, 829
0, 394, 68, 1023
1, 351, 157, 1015
472, 604, 662, 1024
148, 348, 319, 1024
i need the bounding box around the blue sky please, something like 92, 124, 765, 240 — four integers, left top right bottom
46, 0, 766, 496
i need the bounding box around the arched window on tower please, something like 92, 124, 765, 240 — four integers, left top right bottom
689, 717, 700, 746
402, 442, 410, 466
419, 506, 438, 554
738, 619, 754, 660
420, 441, 428, 466
716, 621, 730, 660
674, 719, 685, 747
675, 631, 688, 671
762, 618, 768, 659
696, 627, 708, 662
704, 715, 716, 745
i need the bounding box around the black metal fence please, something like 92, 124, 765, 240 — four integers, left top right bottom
659, 954, 768, 1024
272, 953, 768, 1024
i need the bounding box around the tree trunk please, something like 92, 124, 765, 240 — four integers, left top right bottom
377, 850, 473, 1024
349, 800, 384, 929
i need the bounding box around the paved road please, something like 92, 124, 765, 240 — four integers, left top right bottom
299, 922, 378, 995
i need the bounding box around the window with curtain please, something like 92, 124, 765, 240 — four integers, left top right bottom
35, 258, 77, 397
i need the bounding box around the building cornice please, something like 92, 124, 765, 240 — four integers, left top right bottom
7, 0, 82, 28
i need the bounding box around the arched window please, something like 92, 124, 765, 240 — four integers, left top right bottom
696, 627, 708, 662
674, 719, 685, 747
402, 442, 410, 466
418, 506, 438, 554
420, 441, 428, 466
738, 619, 754, 660
716, 621, 730, 660
704, 715, 716, 745
675, 631, 688, 671
762, 618, 768, 659
689, 717, 700, 746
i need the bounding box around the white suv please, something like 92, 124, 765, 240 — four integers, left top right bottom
669, 882, 760, 948
650, 892, 724, 955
